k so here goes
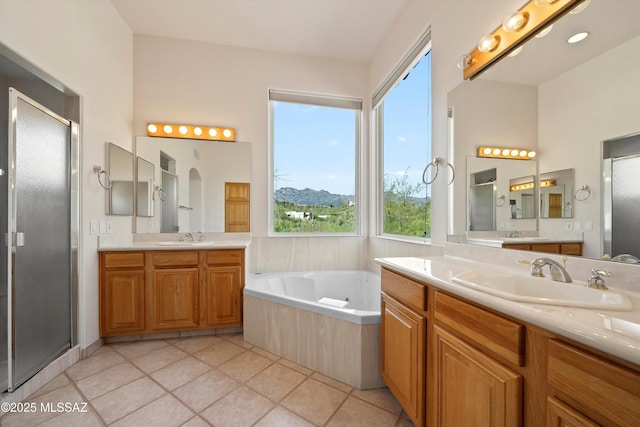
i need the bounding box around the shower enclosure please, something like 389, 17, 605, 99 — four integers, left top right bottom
603, 133, 640, 260
0, 88, 78, 392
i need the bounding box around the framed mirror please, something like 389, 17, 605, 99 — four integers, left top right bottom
136, 156, 154, 217
106, 142, 134, 215
539, 168, 573, 219
134, 136, 251, 233
448, 1, 640, 261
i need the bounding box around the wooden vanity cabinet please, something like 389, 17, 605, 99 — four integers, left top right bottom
150, 251, 200, 331
547, 340, 640, 426
380, 266, 640, 427
433, 291, 524, 427
380, 269, 427, 427
100, 252, 146, 336
203, 249, 244, 327
99, 248, 245, 337
501, 242, 582, 256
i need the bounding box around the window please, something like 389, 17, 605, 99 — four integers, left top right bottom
374, 32, 432, 239
269, 90, 362, 234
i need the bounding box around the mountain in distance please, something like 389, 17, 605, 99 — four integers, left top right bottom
275, 187, 354, 206
275, 187, 429, 207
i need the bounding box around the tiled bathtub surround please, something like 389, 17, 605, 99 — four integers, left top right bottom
0, 334, 410, 426
244, 295, 385, 390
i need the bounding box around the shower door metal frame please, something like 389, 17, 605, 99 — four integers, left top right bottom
6, 88, 79, 392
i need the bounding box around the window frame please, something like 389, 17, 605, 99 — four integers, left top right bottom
373, 29, 433, 243
268, 89, 364, 237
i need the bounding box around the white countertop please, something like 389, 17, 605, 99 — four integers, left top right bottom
97, 233, 251, 252
376, 256, 640, 367
466, 237, 584, 248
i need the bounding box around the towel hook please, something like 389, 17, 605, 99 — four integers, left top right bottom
93, 165, 112, 190
422, 157, 455, 185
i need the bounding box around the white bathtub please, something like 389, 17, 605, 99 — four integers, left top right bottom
244, 270, 380, 325
243, 270, 384, 389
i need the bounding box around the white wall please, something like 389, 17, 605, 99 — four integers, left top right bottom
538, 34, 640, 258
133, 35, 371, 272
0, 0, 133, 349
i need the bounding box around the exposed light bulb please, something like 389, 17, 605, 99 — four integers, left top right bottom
478, 35, 500, 53
492, 148, 501, 155
519, 150, 527, 157
535, 24, 553, 38
528, 151, 536, 158
569, 0, 590, 15
457, 54, 473, 70
508, 46, 524, 57
510, 149, 519, 156
223, 129, 232, 138
502, 149, 510, 156
483, 147, 492, 155
502, 11, 529, 32
567, 31, 589, 44
179, 126, 188, 135
208, 128, 218, 137
163, 125, 173, 134
147, 124, 158, 133
194, 127, 203, 136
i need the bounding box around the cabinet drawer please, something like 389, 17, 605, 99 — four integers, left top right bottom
530, 243, 560, 253
381, 269, 427, 311
103, 252, 145, 269
207, 249, 243, 266
548, 340, 640, 426
435, 291, 524, 367
153, 251, 199, 267
560, 243, 582, 256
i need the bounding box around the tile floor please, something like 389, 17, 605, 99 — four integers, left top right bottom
1, 334, 413, 427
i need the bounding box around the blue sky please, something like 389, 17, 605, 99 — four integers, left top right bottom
273, 52, 432, 196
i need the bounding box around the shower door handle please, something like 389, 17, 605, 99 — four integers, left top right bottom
15, 232, 25, 247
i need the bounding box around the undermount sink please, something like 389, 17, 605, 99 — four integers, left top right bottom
451, 269, 632, 311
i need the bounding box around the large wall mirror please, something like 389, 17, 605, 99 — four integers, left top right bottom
106, 142, 134, 215
448, 1, 640, 263
134, 136, 251, 233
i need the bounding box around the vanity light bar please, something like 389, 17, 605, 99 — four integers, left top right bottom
146, 123, 236, 142
477, 146, 536, 160
540, 179, 557, 188
460, 0, 587, 80
510, 182, 535, 192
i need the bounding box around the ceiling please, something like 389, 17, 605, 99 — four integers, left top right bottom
110, 0, 408, 63
480, 0, 640, 86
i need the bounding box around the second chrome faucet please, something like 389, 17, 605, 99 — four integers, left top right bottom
529, 257, 573, 283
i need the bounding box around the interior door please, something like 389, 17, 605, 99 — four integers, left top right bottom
8, 88, 72, 391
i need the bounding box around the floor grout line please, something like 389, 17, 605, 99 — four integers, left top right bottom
8, 334, 407, 427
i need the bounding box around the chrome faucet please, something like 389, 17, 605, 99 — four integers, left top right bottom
530, 257, 573, 283
183, 232, 193, 242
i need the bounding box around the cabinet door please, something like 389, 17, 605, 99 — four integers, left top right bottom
434, 326, 522, 427
204, 266, 242, 326
547, 398, 600, 427
151, 268, 199, 330
381, 293, 426, 427
101, 270, 145, 336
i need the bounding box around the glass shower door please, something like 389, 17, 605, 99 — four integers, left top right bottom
7, 89, 72, 391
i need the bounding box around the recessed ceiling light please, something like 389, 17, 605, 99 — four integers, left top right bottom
567, 31, 589, 44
